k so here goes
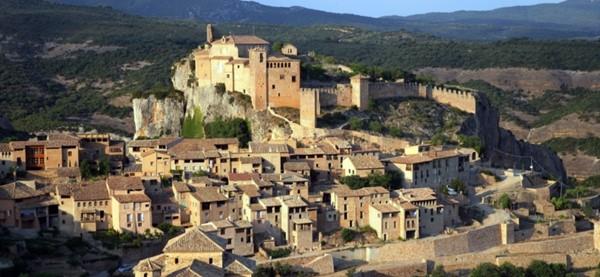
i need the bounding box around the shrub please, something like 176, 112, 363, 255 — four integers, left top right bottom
341, 228, 355, 243
268, 248, 292, 259
497, 193, 512, 209
348, 117, 363, 130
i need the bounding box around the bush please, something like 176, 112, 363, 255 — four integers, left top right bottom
341, 228, 355, 243
458, 135, 484, 153
449, 179, 467, 195
204, 117, 251, 148
348, 117, 363, 130
268, 248, 292, 259
497, 193, 512, 209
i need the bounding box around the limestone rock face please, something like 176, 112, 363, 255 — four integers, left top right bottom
171, 56, 291, 142
461, 94, 567, 181
132, 95, 183, 139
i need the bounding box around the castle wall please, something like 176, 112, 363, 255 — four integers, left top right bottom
249, 48, 268, 111
429, 86, 477, 114
232, 63, 251, 95
368, 82, 420, 100
316, 85, 353, 108
267, 60, 301, 108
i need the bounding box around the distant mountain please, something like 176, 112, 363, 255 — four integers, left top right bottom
48, 0, 600, 40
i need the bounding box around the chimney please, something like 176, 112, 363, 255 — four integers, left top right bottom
206, 24, 214, 43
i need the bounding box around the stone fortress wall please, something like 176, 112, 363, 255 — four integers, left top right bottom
299, 78, 478, 128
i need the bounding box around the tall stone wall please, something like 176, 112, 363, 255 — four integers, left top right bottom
370, 224, 504, 262
315, 85, 353, 108
368, 82, 420, 100
429, 86, 477, 114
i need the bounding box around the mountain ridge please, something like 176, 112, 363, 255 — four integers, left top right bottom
47, 0, 600, 40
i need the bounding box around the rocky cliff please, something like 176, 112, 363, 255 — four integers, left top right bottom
132, 95, 184, 139
133, 55, 291, 141
460, 94, 567, 182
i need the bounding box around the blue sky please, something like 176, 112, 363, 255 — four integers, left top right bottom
253, 0, 563, 17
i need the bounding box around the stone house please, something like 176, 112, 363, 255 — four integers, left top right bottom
0, 143, 15, 180
330, 186, 389, 229
342, 156, 385, 177
106, 176, 152, 234
0, 181, 58, 231
77, 133, 125, 174
9, 137, 80, 172
56, 180, 111, 236
200, 219, 254, 256
394, 188, 444, 237
133, 228, 255, 277
384, 147, 466, 189
140, 150, 171, 177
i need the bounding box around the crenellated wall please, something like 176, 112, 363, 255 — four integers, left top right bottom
316, 84, 353, 107
368, 82, 420, 100
428, 86, 477, 114
296, 80, 476, 128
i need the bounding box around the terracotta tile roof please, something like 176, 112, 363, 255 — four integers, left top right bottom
237, 184, 260, 197
249, 142, 289, 153
107, 176, 144, 191
191, 187, 227, 203
212, 35, 269, 45
240, 156, 261, 164
173, 182, 191, 193
280, 195, 307, 208
224, 253, 255, 276
258, 197, 281, 207
168, 260, 224, 277
163, 228, 226, 253
228, 172, 259, 182
190, 176, 225, 187
56, 167, 81, 178
69, 181, 110, 201
124, 163, 142, 173
113, 193, 151, 203
284, 161, 311, 171
202, 138, 239, 146
386, 149, 461, 165
371, 203, 399, 214
396, 188, 437, 202
9, 139, 79, 149
332, 185, 388, 197
0, 181, 46, 200
148, 190, 176, 205
250, 203, 265, 211
346, 156, 384, 170
292, 147, 325, 155
128, 139, 158, 148
167, 139, 232, 159
133, 257, 163, 272
397, 200, 419, 210
317, 142, 338, 154
157, 137, 181, 147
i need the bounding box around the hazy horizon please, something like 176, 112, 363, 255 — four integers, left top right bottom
253, 0, 564, 17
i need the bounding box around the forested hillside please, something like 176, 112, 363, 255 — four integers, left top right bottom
50, 0, 600, 40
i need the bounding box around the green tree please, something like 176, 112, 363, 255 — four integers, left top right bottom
498, 262, 525, 277
430, 265, 448, 277
182, 108, 205, 138
368, 121, 383, 133
497, 193, 512, 209
341, 228, 355, 243
272, 41, 283, 52
80, 160, 93, 179
526, 260, 567, 277
449, 179, 467, 195
348, 117, 363, 130
470, 263, 501, 277
98, 158, 110, 176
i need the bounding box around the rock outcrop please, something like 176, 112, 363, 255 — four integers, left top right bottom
132, 95, 184, 139
133, 55, 291, 141
461, 94, 567, 182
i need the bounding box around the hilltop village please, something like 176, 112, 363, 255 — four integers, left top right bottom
1, 26, 599, 277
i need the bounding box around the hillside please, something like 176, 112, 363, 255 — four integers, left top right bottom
3, 0, 600, 137
49, 0, 600, 40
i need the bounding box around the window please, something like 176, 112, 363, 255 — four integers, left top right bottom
272, 84, 276, 90
126, 214, 132, 223
175, 258, 179, 264
209, 258, 213, 264
292, 76, 297, 83
280, 74, 284, 80
259, 53, 264, 63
